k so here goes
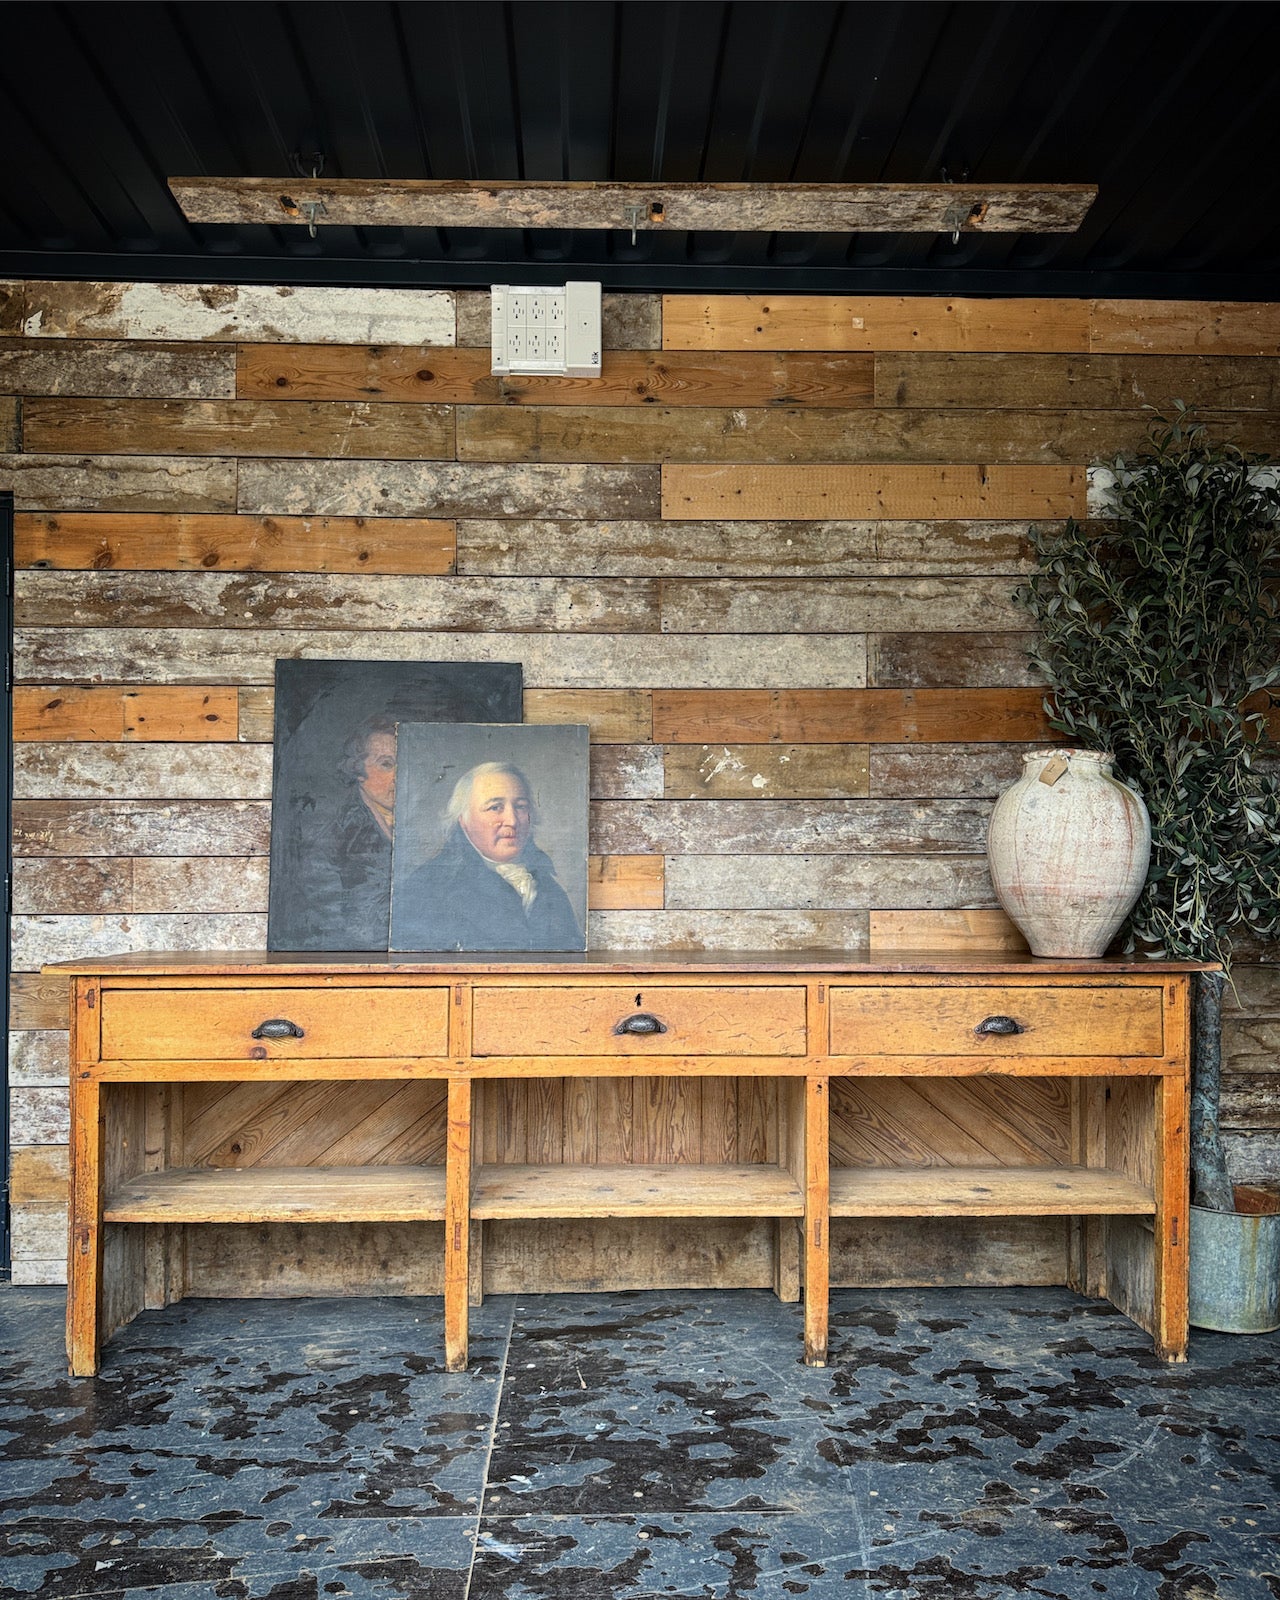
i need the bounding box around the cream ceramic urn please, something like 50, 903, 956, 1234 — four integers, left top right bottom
987, 749, 1151, 958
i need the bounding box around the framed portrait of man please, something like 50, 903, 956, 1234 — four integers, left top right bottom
266, 660, 524, 951
389, 722, 589, 953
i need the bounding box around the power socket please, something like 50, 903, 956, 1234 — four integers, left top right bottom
491, 282, 601, 376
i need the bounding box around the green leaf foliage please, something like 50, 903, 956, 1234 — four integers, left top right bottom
1016, 409, 1280, 970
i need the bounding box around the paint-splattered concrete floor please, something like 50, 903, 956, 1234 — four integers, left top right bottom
2, 1284, 1278, 1599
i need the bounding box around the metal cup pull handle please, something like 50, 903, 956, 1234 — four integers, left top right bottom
251, 1018, 306, 1040
614, 1012, 666, 1036
974, 1014, 1023, 1037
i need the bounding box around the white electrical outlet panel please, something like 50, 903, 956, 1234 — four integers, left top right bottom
491, 281, 601, 376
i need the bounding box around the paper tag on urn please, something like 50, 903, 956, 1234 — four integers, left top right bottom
1037, 754, 1070, 786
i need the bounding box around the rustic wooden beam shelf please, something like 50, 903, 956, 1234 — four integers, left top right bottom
49, 950, 1200, 1377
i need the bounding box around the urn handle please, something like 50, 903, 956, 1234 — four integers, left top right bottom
974, 1014, 1023, 1037
614, 1012, 666, 1036
251, 1018, 306, 1040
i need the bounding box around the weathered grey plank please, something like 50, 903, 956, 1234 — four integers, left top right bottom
15, 571, 660, 634
456, 405, 1275, 465
664, 854, 996, 909
0, 453, 237, 512
869, 744, 1045, 798
24, 398, 455, 461
10, 1202, 67, 1261
868, 632, 1043, 689
587, 909, 871, 952
0, 338, 237, 398
12, 800, 270, 858
875, 352, 1280, 411
3, 280, 455, 345
1226, 966, 1280, 1015
16, 630, 868, 691
660, 577, 1024, 634
12, 857, 132, 914
591, 746, 664, 800
589, 799, 989, 854
664, 744, 870, 800
132, 857, 269, 913
13, 743, 273, 799
457, 289, 662, 349
9, 1086, 70, 1143
1224, 1017, 1280, 1073
9, 1255, 67, 1287
1220, 1077, 1280, 1129
8, 1030, 69, 1085
237, 458, 661, 520
1223, 1131, 1280, 1183
12, 856, 269, 914
458, 518, 1035, 577
11, 913, 266, 970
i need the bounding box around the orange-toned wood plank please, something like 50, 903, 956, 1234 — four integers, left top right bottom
588, 855, 664, 910
237, 343, 874, 408
10, 1144, 70, 1202
652, 688, 1052, 744
67, 979, 103, 1376
1090, 300, 1280, 356
9, 973, 72, 1028
661, 463, 1086, 521
523, 689, 652, 743
870, 910, 1029, 955
663, 295, 1091, 353
16, 512, 455, 576
13, 686, 240, 742
803, 1075, 829, 1364
445, 1078, 472, 1371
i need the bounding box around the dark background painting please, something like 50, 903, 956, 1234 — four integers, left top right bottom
267, 660, 524, 951
389, 722, 589, 953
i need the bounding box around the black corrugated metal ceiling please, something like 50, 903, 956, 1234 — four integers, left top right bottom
2, 0, 1279, 297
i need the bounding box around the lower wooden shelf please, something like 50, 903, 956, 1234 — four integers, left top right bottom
829, 1165, 1155, 1217
470, 1162, 805, 1219
103, 1165, 448, 1224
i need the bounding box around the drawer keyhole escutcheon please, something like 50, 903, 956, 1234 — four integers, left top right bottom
974, 1014, 1023, 1037
614, 1012, 666, 1036
251, 1018, 306, 1040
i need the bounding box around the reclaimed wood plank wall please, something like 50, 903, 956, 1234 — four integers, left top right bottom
3, 279, 1278, 1283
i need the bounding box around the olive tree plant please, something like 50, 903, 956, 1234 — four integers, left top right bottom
1016, 408, 1280, 1211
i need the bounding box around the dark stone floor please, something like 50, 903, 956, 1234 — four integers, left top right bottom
2, 1284, 1278, 1600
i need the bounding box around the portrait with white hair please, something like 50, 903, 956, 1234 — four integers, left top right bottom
389, 722, 589, 952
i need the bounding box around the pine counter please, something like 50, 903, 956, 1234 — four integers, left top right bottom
46, 950, 1201, 1374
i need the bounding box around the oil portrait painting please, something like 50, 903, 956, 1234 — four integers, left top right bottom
389, 722, 589, 953
267, 660, 524, 951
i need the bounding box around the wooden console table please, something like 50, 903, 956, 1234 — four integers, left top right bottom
51, 950, 1198, 1375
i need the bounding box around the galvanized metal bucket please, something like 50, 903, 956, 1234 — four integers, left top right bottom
1189, 1195, 1280, 1334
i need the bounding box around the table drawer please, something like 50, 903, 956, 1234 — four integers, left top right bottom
828, 984, 1165, 1059
98, 986, 450, 1060
472, 985, 807, 1057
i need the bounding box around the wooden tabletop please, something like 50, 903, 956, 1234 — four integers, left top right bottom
42, 947, 1215, 977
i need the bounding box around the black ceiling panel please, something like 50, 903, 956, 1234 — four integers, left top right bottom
1, 0, 1278, 296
